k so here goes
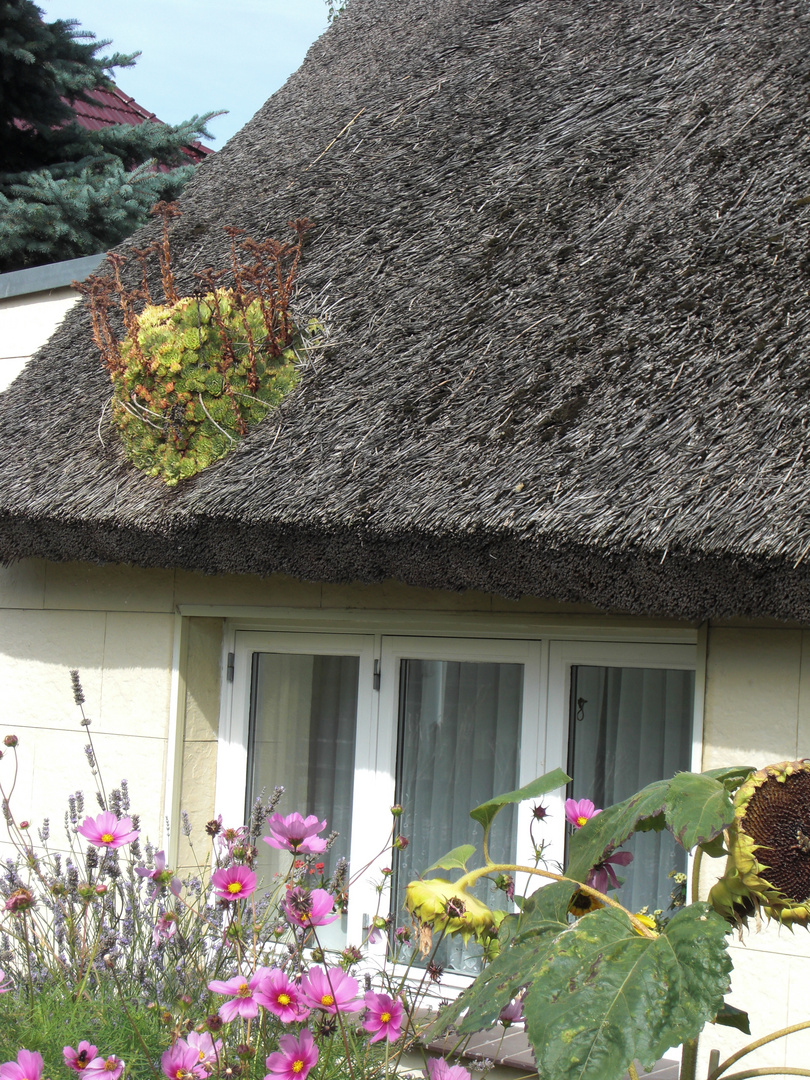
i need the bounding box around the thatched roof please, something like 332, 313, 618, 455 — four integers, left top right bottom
2, 0, 810, 622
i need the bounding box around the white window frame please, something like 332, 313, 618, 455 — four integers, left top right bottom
542, 639, 699, 874
210, 612, 699, 968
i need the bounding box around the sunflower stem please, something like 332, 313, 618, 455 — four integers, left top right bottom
680, 1037, 699, 1080
713, 1070, 810, 1079
456, 862, 657, 938
706, 1021, 810, 1080
691, 845, 704, 905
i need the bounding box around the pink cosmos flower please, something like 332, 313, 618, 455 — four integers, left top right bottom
77, 811, 139, 849
153, 910, 178, 947
84, 1057, 124, 1080
300, 965, 362, 1014
215, 825, 252, 862
208, 968, 272, 1022
363, 991, 404, 1043
64, 1042, 98, 1072
264, 812, 328, 854
586, 850, 634, 893
0, 969, 10, 994
498, 997, 524, 1027
283, 886, 339, 928
136, 850, 182, 899
0, 1050, 44, 1080
211, 865, 257, 902
254, 968, 311, 1023
184, 1032, 223, 1072
265, 1029, 318, 1080
161, 1043, 203, 1080
564, 798, 600, 829
426, 1060, 472, 1080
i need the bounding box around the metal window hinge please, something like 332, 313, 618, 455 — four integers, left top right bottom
373, 659, 380, 691
227, 652, 235, 683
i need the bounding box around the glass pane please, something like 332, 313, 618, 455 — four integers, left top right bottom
393, 658, 523, 975
247, 652, 359, 945
568, 665, 694, 914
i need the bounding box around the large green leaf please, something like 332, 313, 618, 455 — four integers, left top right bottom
522, 903, 732, 1080
470, 769, 571, 833
701, 765, 755, 791
567, 769, 749, 883
713, 1002, 751, 1034
664, 772, 736, 849
432, 881, 578, 1036
516, 880, 582, 936
567, 779, 670, 882
420, 845, 477, 874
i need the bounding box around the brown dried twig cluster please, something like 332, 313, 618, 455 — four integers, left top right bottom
73, 202, 314, 386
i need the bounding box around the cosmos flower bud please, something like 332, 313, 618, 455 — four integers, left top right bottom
709, 760, 810, 925
4, 887, 35, 913
405, 877, 496, 945
3, 735, 18, 748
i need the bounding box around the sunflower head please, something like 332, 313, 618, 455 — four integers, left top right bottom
404, 877, 497, 945
709, 760, 810, 926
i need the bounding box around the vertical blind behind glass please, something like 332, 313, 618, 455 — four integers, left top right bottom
568, 665, 694, 913
247, 652, 359, 886
393, 658, 522, 974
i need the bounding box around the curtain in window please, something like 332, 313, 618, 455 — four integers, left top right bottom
247, 651, 359, 946
569, 666, 694, 913
394, 659, 522, 974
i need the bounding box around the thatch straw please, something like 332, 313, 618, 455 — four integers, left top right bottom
2, 0, 810, 621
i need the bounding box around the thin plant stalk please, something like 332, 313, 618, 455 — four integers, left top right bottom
311, 927, 356, 1080
109, 963, 162, 1080
679, 845, 707, 1080
706, 1022, 810, 1080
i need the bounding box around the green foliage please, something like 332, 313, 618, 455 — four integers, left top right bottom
566, 766, 754, 884
0, 0, 136, 171
421, 844, 477, 873
79, 207, 314, 485
470, 768, 571, 834
113, 290, 302, 485
0, 0, 217, 272
518, 904, 731, 1080
433, 881, 581, 1036
0, 984, 163, 1080
325, 0, 350, 23
0, 159, 195, 270
418, 767, 785, 1080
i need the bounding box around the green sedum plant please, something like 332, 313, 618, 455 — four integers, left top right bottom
77, 203, 315, 485
113, 289, 302, 484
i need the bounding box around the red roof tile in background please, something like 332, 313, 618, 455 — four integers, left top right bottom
70, 84, 211, 163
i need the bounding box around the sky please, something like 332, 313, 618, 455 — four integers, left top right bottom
38, 0, 332, 147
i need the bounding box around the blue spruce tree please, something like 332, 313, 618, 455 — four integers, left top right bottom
0, 0, 218, 272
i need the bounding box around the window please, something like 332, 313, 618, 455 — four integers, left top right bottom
549, 641, 697, 913
216, 627, 697, 969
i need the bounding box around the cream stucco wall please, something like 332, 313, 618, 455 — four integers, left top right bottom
697, 624, 810, 1076
0, 559, 176, 855
1, 557, 808, 1073
0, 287, 80, 393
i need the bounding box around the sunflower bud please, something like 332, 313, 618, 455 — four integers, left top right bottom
405, 877, 497, 945
709, 760, 810, 925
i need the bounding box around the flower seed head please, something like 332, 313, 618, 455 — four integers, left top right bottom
710, 760, 810, 924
